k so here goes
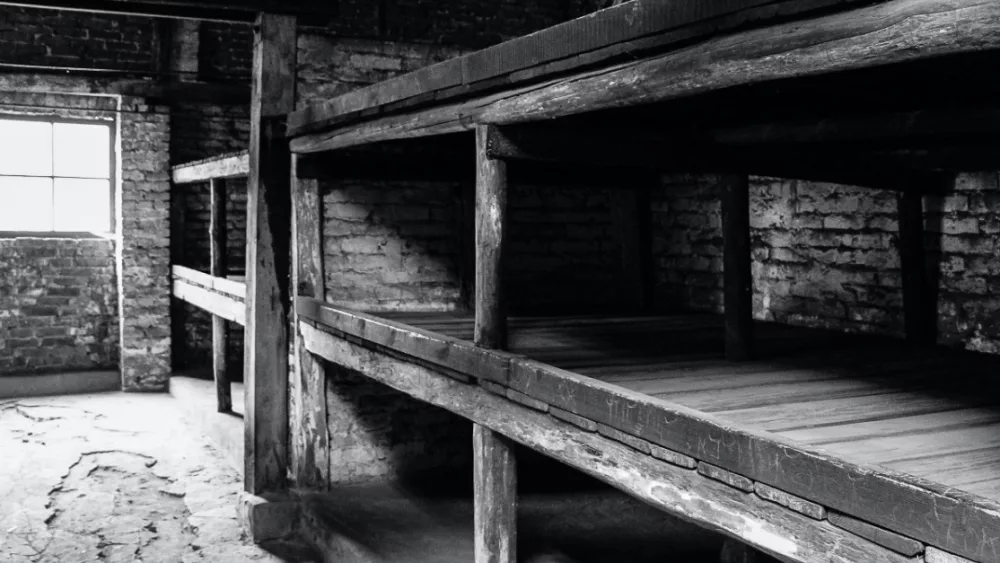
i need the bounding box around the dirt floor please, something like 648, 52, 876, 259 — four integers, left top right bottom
0, 392, 282, 563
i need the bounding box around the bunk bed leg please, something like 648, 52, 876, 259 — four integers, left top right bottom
210, 177, 232, 413
611, 181, 655, 312
291, 155, 329, 489
244, 12, 296, 495
898, 191, 935, 345
721, 173, 754, 361
474, 124, 509, 349
474, 424, 517, 563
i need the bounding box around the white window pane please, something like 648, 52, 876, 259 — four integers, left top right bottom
53, 123, 111, 179
54, 178, 111, 232
0, 177, 53, 231
0, 120, 52, 176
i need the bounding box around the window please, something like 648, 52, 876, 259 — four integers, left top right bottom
0, 117, 114, 233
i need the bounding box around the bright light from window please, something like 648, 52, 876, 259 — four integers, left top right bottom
0, 118, 113, 233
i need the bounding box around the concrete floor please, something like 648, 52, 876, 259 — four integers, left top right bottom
0, 391, 285, 563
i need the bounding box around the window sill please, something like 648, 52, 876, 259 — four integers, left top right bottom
0, 231, 115, 240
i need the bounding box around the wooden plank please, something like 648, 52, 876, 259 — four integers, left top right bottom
172, 279, 246, 325
172, 264, 217, 288
506, 358, 1000, 562
779, 408, 1000, 447
210, 177, 232, 413
887, 447, 1000, 487
6, 0, 337, 21
898, 191, 935, 345
296, 299, 511, 385
484, 124, 674, 168
290, 155, 328, 490
473, 424, 517, 563
819, 422, 1000, 467
244, 12, 296, 496
827, 512, 924, 557
287, 0, 873, 136
474, 125, 508, 350
290, 0, 1000, 156
298, 323, 914, 563
721, 173, 753, 361
213, 276, 246, 299
172, 151, 250, 184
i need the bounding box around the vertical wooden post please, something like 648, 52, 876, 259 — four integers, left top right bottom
170, 186, 188, 370
898, 191, 934, 345
474, 424, 517, 563
721, 173, 754, 361
244, 12, 296, 495
291, 155, 329, 489
210, 177, 232, 413
474, 125, 508, 349
611, 182, 654, 311
473, 125, 516, 563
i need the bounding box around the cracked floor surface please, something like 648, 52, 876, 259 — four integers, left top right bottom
0, 392, 288, 563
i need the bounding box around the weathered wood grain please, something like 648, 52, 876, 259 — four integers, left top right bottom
172, 150, 249, 184
171, 265, 246, 299
299, 323, 914, 563
473, 424, 517, 563
210, 178, 232, 413
474, 125, 508, 350
290, 155, 328, 490
296, 298, 511, 385
721, 174, 753, 361
290, 0, 1000, 159
172, 279, 246, 325
828, 512, 924, 557
244, 12, 295, 496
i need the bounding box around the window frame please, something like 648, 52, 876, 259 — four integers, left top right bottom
0, 113, 117, 236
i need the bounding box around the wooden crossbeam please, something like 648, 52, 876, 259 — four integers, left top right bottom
172, 279, 245, 326
244, 12, 296, 496
172, 151, 250, 184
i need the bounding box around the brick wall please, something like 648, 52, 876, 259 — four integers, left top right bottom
653, 173, 1000, 356
0, 6, 156, 72
118, 98, 172, 391
0, 238, 119, 374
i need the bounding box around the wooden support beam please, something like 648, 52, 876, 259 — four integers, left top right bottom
484, 125, 669, 169
3, 0, 338, 22
898, 192, 935, 346
721, 174, 753, 361
244, 12, 296, 496
474, 125, 509, 350
211, 178, 232, 413
172, 151, 250, 184
290, 155, 329, 490
474, 424, 517, 563
610, 185, 654, 311
172, 279, 246, 325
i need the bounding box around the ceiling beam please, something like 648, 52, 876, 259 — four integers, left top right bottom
0, 0, 335, 21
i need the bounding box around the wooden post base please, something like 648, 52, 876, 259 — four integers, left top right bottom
474, 423, 517, 563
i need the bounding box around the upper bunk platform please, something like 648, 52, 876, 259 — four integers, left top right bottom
298, 301, 1000, 563
287, 0, 1000, 168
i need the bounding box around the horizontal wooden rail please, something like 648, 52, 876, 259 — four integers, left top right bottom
299, 321, 914, 563
297, 298, 1000, 563
172, 265, 246, 325
172, 150, 250, 184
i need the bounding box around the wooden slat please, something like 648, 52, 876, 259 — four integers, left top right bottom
296, 299, 510, 385
172, 151, 249, 184
819, 422, 1000, 466
779, 408, 1000, 446
244, 12, 296, 496
299, 323, 914, 563
475, 125, 508, 350
473, 424, 517, 563
721, 173, 753, 360
210, 177, 232, 413
290, 155, 329, 490
172, 265, 247, 300
172, 279, 245, 326
887, 447, 1000, 488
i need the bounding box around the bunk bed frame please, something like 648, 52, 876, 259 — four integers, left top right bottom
279, 1, 1000, 563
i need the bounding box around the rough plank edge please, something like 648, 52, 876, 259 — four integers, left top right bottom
238, 492, 300, 543
505, 388, 548, 412
172, 150, 250, 184
697, 461, 755, 493
828, 512, 925, 557
650, 444, 698, 469
925, 547, 976, 563
753, 482, 827, 521
173, 279, 246, 326
596, 423, 652, 454
550, 406, 598, 432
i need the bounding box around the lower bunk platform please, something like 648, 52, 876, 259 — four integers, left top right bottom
297, 299, 1000, 563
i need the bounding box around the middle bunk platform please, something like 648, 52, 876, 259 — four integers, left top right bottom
297, 301, 1000, 563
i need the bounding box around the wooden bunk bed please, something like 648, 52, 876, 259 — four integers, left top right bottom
282, 1, 1000, 562
170, 150, 250, 414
